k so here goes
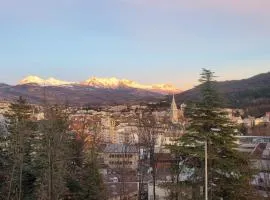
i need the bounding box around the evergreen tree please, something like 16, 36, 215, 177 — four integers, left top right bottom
170, 69, 257, 200
78, 160, 105, 200
65, 116, 105, 200
77, 117, 105, 200
3, 96, 37, 200
0, 114, 10, 199
1, 98, 106, 200
36, 105, 105, 200
36, 105, 71, 200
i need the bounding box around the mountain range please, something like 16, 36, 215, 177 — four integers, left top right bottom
19, 76, 180, 94
175, 72, 270, 116
1, 72, 269, 111
0, 76, 180, 105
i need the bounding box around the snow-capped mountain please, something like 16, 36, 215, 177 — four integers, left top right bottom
81, 77, 180, 94
19, 76, 180, 94
19, 76, 75, 86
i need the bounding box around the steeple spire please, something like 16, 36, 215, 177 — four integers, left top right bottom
170, 94, 179, 123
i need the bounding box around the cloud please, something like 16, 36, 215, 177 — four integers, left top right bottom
3, 0, 269, 16
120, 0, 270, 16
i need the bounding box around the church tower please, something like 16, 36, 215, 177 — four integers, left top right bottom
170, 94, 179, 123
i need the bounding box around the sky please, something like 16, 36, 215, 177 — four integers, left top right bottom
0, 0, 269, 89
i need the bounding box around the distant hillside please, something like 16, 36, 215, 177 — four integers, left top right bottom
175, 72, 270, 116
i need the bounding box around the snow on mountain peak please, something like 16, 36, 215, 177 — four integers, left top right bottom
82, 77, 121, 88
19, 76, 75, 86
81, 77, 180, 94
19, 76, 180, 94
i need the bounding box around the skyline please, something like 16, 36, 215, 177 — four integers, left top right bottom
0, 0, 270, 89
3, 70, 270, 91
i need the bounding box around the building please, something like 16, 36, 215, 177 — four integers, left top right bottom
116, 125, 138, 144
243, 116, 256, 128
236, 136, 270, 197
266, 112, 270, 122
106, 182, 138, 200
170, 95, 179, 124
101, 116, 117, 143
102, 144, 139, 170
0, 101, 10, 114
148, 183, 168, 200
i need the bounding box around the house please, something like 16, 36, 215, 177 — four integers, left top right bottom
243, 116, 255, 128
102, 144, 139, 170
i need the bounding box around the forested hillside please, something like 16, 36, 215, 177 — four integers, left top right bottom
175, 72, 270, 116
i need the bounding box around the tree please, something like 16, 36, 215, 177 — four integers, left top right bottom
170, 69, 257, 200
77, 116, 105, 200
35, 105, 73, 200
3, 96, 37, 200
137, 111, 164, 200
0, 96, 106, 200
66, 113, 105, 200
0, 114, 10, 199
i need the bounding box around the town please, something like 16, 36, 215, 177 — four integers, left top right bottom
1, 1, 269, 199
1, 89, 270, 199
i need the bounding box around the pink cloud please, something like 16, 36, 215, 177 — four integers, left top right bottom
121, 0, 270, 15
2, 0, 270, 16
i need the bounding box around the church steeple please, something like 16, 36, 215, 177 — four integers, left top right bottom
170, 94, 179, 123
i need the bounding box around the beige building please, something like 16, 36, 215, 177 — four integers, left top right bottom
102, 144, 139, 170
0, 101, 10, 114
101, 117, 117, 143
